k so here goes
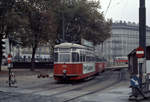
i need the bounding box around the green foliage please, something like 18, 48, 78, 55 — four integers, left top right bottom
1, 0, 57, 46
0, 0, 57, 70
0, 0, 111, 70
0, 0, 111, 47
54, 0, 112, 45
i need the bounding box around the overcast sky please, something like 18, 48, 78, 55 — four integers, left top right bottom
100, 0, 150, 26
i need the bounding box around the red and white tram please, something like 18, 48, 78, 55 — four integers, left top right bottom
53, 43, 105, 81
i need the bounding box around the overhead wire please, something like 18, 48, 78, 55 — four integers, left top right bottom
104, 0, 112, 17
104, 0, 123, 17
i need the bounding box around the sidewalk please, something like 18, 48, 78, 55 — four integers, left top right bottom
0, 66, 53, 76
78, 81, 150, 102
0, 67, 53, 88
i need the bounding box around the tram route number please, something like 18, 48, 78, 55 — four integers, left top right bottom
83, 63, 95, 74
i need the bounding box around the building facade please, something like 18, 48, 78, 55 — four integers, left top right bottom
99, 21, 150, 62
12, 45, 52, 62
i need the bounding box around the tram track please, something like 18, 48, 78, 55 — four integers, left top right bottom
0, 71, 107, 100
62, 69, 127, 102
35, 70, 120, 99
63, 81, 122, 102
0, 69, 127, 102
49, 69, 127, 102
17, 70, 112, 95
0, 71, 110, 101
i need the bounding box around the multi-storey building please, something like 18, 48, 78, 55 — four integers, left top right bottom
98, 21, 150, 62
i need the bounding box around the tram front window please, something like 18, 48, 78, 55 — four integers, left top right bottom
59, 53, 70, 62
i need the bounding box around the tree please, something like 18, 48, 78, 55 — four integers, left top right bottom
16, 0, 57, 70
0, 0, 57, 70
53, 0, 111, 45
0, 0, 22, 71
0, 0, 111, 71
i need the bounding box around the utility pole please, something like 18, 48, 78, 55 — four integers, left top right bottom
139, 0, 146, 90
62, 13, 65, 42
139, 1, 146, 52
129, 0, 148, 100
62, 0, 65, 43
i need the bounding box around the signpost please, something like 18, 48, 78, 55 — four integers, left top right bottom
136, 47, 144, 90
7, 54, 16, 87
130, 75, 147, 99
136, 47, 144, 58
8, 54, 12, 87
129, 47, 147, 100
129, 0, 148, 100
130, 76, 140, 88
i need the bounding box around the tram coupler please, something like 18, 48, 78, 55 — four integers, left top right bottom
62, 73, 70, 81
63, 73, 67, 79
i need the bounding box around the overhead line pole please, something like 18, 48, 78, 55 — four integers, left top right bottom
139, 0, 146, 90
139, 0, 146, 50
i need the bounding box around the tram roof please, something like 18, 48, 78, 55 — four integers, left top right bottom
55, 43, 86, 49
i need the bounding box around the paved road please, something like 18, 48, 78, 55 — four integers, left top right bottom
1, 68, 149, 102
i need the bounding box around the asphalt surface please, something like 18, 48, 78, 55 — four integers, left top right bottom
0, 68, 150, 102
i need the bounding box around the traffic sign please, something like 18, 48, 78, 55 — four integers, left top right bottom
138, 58, 144, 63
130, 75, 140, 87
8, 54, 13, 69
136, 47, 144, 58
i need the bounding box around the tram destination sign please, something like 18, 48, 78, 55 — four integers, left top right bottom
136, 47, 144, 58
81, 39, 94, 47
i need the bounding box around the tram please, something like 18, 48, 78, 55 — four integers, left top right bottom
53, 42, 106, 81
114, 56, 128, 64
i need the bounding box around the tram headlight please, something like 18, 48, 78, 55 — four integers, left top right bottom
63, 69, 67, 74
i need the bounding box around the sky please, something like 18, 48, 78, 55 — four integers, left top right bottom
100, 0, 150, 26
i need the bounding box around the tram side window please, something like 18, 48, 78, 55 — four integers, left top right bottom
83, 55, 86, 62
72, 52, 79, 62
90, 56, 94, 62
80, 54, 85, 62
92, 57, 95, 62
80, 55, 82, 62
86, 56, 90, 62
86, 56, 94, 62
54, 53, 58, 62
